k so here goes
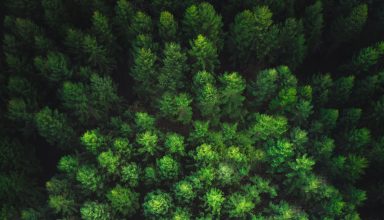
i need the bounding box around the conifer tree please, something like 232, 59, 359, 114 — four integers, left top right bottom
183, 2, 223, 50
189, 35, 219, 73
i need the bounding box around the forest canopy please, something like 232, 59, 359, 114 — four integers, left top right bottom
1, 0, 384, 219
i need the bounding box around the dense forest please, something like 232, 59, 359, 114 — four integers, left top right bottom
1, 0, 384, 219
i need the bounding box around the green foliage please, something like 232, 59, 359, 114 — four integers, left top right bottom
276, 18, 307, 69
351, 46, 380, 73
121, 163, 140, 187
194, 143, 219, 164
81, 130, 105, 154
135, 112, 156, 131
130, 48, 157, 97
183, 2, 223, 50
60, 81, 89, 122
57, 155, 78, 174
189, 35, 219, 73
91, 11, 115, 48
304, 1, 324, 51
159, 11, 178, 42
173, 180, 196, 203
107, 185, 139, 217
143, 190, 173, 218
158, 43, 188, 93
193, 71, 220, 121
80, 202, 111, 220
248, 68, 278, 107
229, 6, 278, 65
225, 193, 255, 218
159, 93, 193, 124
165, 133, 185, 155
249, 114, 288, 141
330, 76, 355, 105
130, 11, 153, 36
114, 0, 134, 45
89, 74, 119, 120
82, 35, 114, 73
35, 107, 74, 149
34, 52, 72, 83
97, 150, 119, 175
48, 195, 76, 215
330, 4, 368, 44
204, 188, 225, 216
137, 131, 159, 157
219, 72, 246, 118
76, 166, 102, 192
266, 140, 294, 170
312, 73, 333, 106
3, 1, 384, 219
157, 155, 180, 180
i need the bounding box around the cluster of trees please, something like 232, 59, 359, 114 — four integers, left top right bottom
1, 0, 384, 219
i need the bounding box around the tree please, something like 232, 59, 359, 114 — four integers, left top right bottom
159, 11, 178, 42
330, 76, 354, 105
114, 0, 134, 46
89, 74, 119, 120
351, 46, 380, 73
248, 68, 278, 108
80, 202, 111, 220
173, 180, 196, 204
182, 2, 223, 50
276, 18, 307, 69
91, 11, 115, 49
311, 73, 333, 106
121, 163, 140, 187
158, 92, 193, 124
164, 133, 186, 155
76, 166, 103, 192
157, 155, 180, 180
34, 52, 72, 83
97, 150, 119, 175
107, 185, 139, 217
304, 1, 324, 52
136, 131, 159, 157
225, 193, 255, 218
35, 107, 75, 149
130, 11, 153, 37
82, 35, 114, 73
143, 190, 173, 218
189, 35, 219, 73
248, 114, 288, 141
130, 48, 157, 98
228, 6, 278, 65
135, 112, 156, 131
329, 4, 368, 44
204, 188, 225, 217
219, 72, 246, 119
158, 43, 188, 93
265, 140, 294, 171
60, 81, 89, 123
81, 130, 105, 155
193, 71, 220, 121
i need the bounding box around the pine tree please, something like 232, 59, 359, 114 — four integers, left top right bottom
189, 35, 219, 73
35, 107, 75, 149
276, 18, 307, 69
158, 43, 188, 93
329, 4, 368, 45
304, 1, 324, 52
182, 2, 223, 50
229, 6, 278, 66
159, 11, 178, 42
130, 48, 157, 98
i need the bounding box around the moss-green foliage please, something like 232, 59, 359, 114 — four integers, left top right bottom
2, 0, 384, 219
